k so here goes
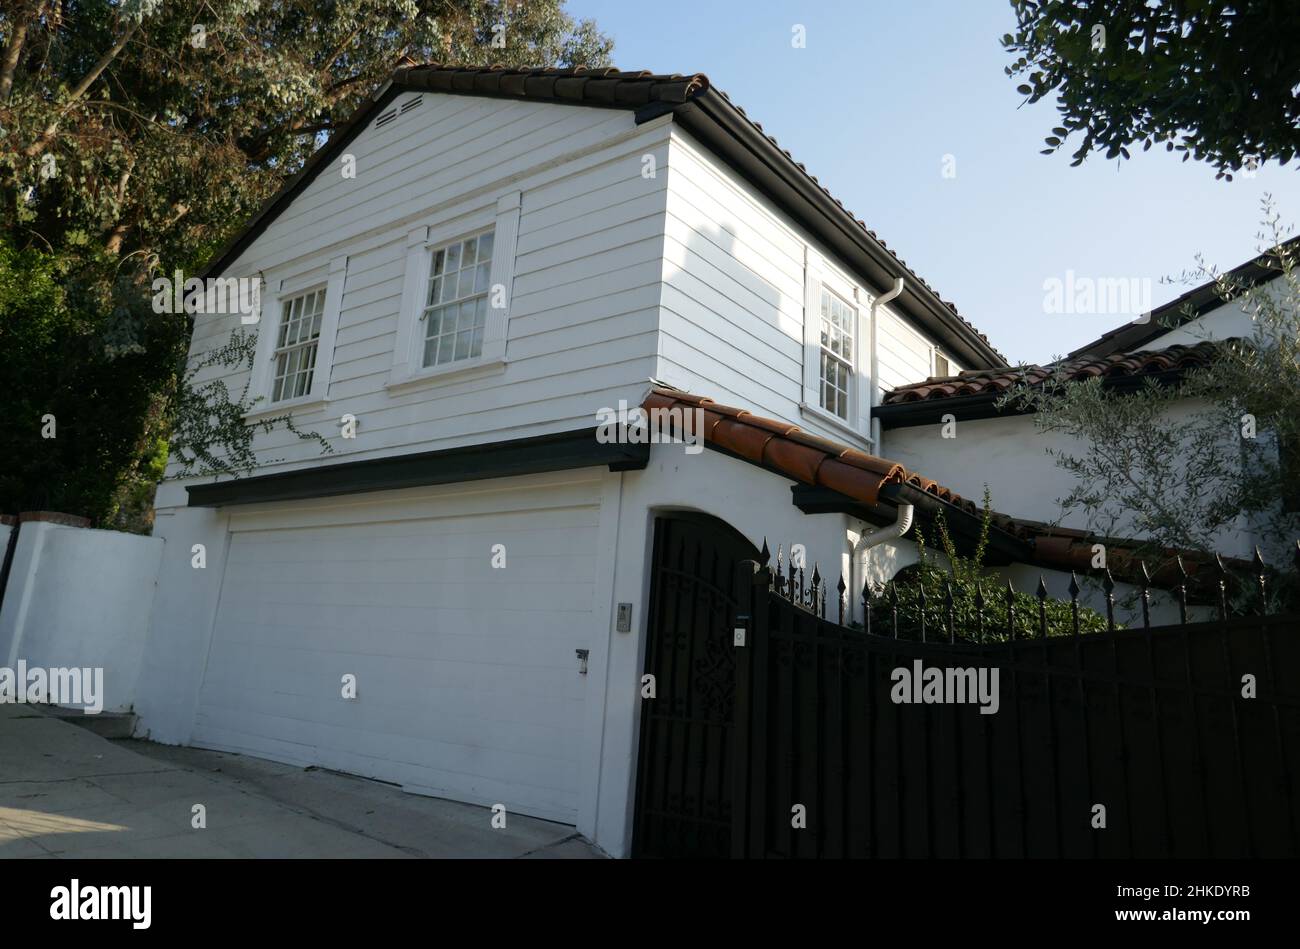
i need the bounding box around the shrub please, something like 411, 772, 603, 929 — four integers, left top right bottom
866, 489, 1113, 641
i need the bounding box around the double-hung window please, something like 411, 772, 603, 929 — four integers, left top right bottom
801, 252, 871, 446
271, 288, 326, 402
819, 288, 854, 420
422, 230, 494, 368
246, 255, 347, 417
388, 191, 522, 389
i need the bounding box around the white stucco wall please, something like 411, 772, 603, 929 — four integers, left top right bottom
1145, 277, 1286, 349
882, 403, 1259, 559
0, 520, 163, 712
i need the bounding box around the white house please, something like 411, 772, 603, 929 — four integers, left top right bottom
132, 64, 1236, 858
880, 247, 1297, 563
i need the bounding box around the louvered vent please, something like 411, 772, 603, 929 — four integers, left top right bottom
399, 95, 423, 114
375, 108, 398, 129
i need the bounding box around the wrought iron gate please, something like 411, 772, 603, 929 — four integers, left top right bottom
633, 514, 1300, 858
631, 514, 758, 858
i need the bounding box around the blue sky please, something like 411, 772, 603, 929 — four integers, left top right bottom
570, 0, 1300, 365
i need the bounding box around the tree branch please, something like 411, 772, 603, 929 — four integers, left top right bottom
23, 20, 140, 158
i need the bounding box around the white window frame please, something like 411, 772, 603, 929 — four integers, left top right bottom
247, 255, 347, 417
800, 249, 872, 447
388, 190, 521, 390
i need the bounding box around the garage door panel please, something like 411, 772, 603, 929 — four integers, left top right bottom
201, 617, 591, 670
197, 682, 583, 755
213, 577, 596, 614
194, 703, 582, 818
222, 551, 597, 586
193, 490, 599, 823
224, 524, 598, 569
230, 490, 602, 535
200, 635, 586, 708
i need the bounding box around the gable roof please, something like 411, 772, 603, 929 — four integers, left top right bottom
882, 339, 1223, 407
874, 339, 1233, 429
1066, 238, 1298, 360
201, 63, 1007, 370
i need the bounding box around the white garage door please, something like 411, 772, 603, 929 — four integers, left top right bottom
192, 478, 600, 824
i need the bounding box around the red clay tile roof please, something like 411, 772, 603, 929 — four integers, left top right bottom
1018, 522, 1254, 591
882, 339, 1227, 406
643, 385, 1252, 590
642, 386, 974, 508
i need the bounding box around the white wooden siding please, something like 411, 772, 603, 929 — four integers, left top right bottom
176, 95, 978, 488
656, 127, 961, 447
173, 97, 672, 483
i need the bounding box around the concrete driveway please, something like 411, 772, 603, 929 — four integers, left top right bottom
0, 704, 604, 859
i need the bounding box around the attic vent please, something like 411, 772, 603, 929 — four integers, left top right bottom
375, 108, 398, 129
399, 95, 423, 114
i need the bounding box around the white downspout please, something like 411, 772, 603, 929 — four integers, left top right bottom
851, 503, 913, 624
869, 277, 905, 454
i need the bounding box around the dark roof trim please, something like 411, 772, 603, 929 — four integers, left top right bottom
672, 90, 1006, 370
186, 428, 648, 507
788, 483, 1033, 565
874, 367, 1190, 429
1067, 238, 1298, 359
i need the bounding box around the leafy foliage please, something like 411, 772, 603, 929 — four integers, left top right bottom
168, 329, 333, 478
869, 489, 1112, 641
0, 1, 612, 527
1002, 0, 1300, 178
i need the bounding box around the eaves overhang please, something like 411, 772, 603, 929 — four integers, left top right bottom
186, 427, 648, 507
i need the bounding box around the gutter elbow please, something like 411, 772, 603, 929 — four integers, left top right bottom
854, 503, 914, 557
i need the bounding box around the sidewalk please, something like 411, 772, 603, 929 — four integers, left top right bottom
0, 703, 603, 859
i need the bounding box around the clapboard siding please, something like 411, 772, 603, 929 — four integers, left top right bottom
657, 126, 958, 445
657, 133, 807, 424
171, 97, 672, 481
174, 93, 974, 488
876, 309, 937, 392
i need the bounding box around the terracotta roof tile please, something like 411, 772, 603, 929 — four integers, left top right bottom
643, 387, 965, 508
642, 387, 1262, 592
883, 339, 1229, 406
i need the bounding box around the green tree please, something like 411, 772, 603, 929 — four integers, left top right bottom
1002, 0, 1300, 178
0, 1, 612, 528
1000, 206, 1300, 609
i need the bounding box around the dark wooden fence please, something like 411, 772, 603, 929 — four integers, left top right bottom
726, 548, 1300, 858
